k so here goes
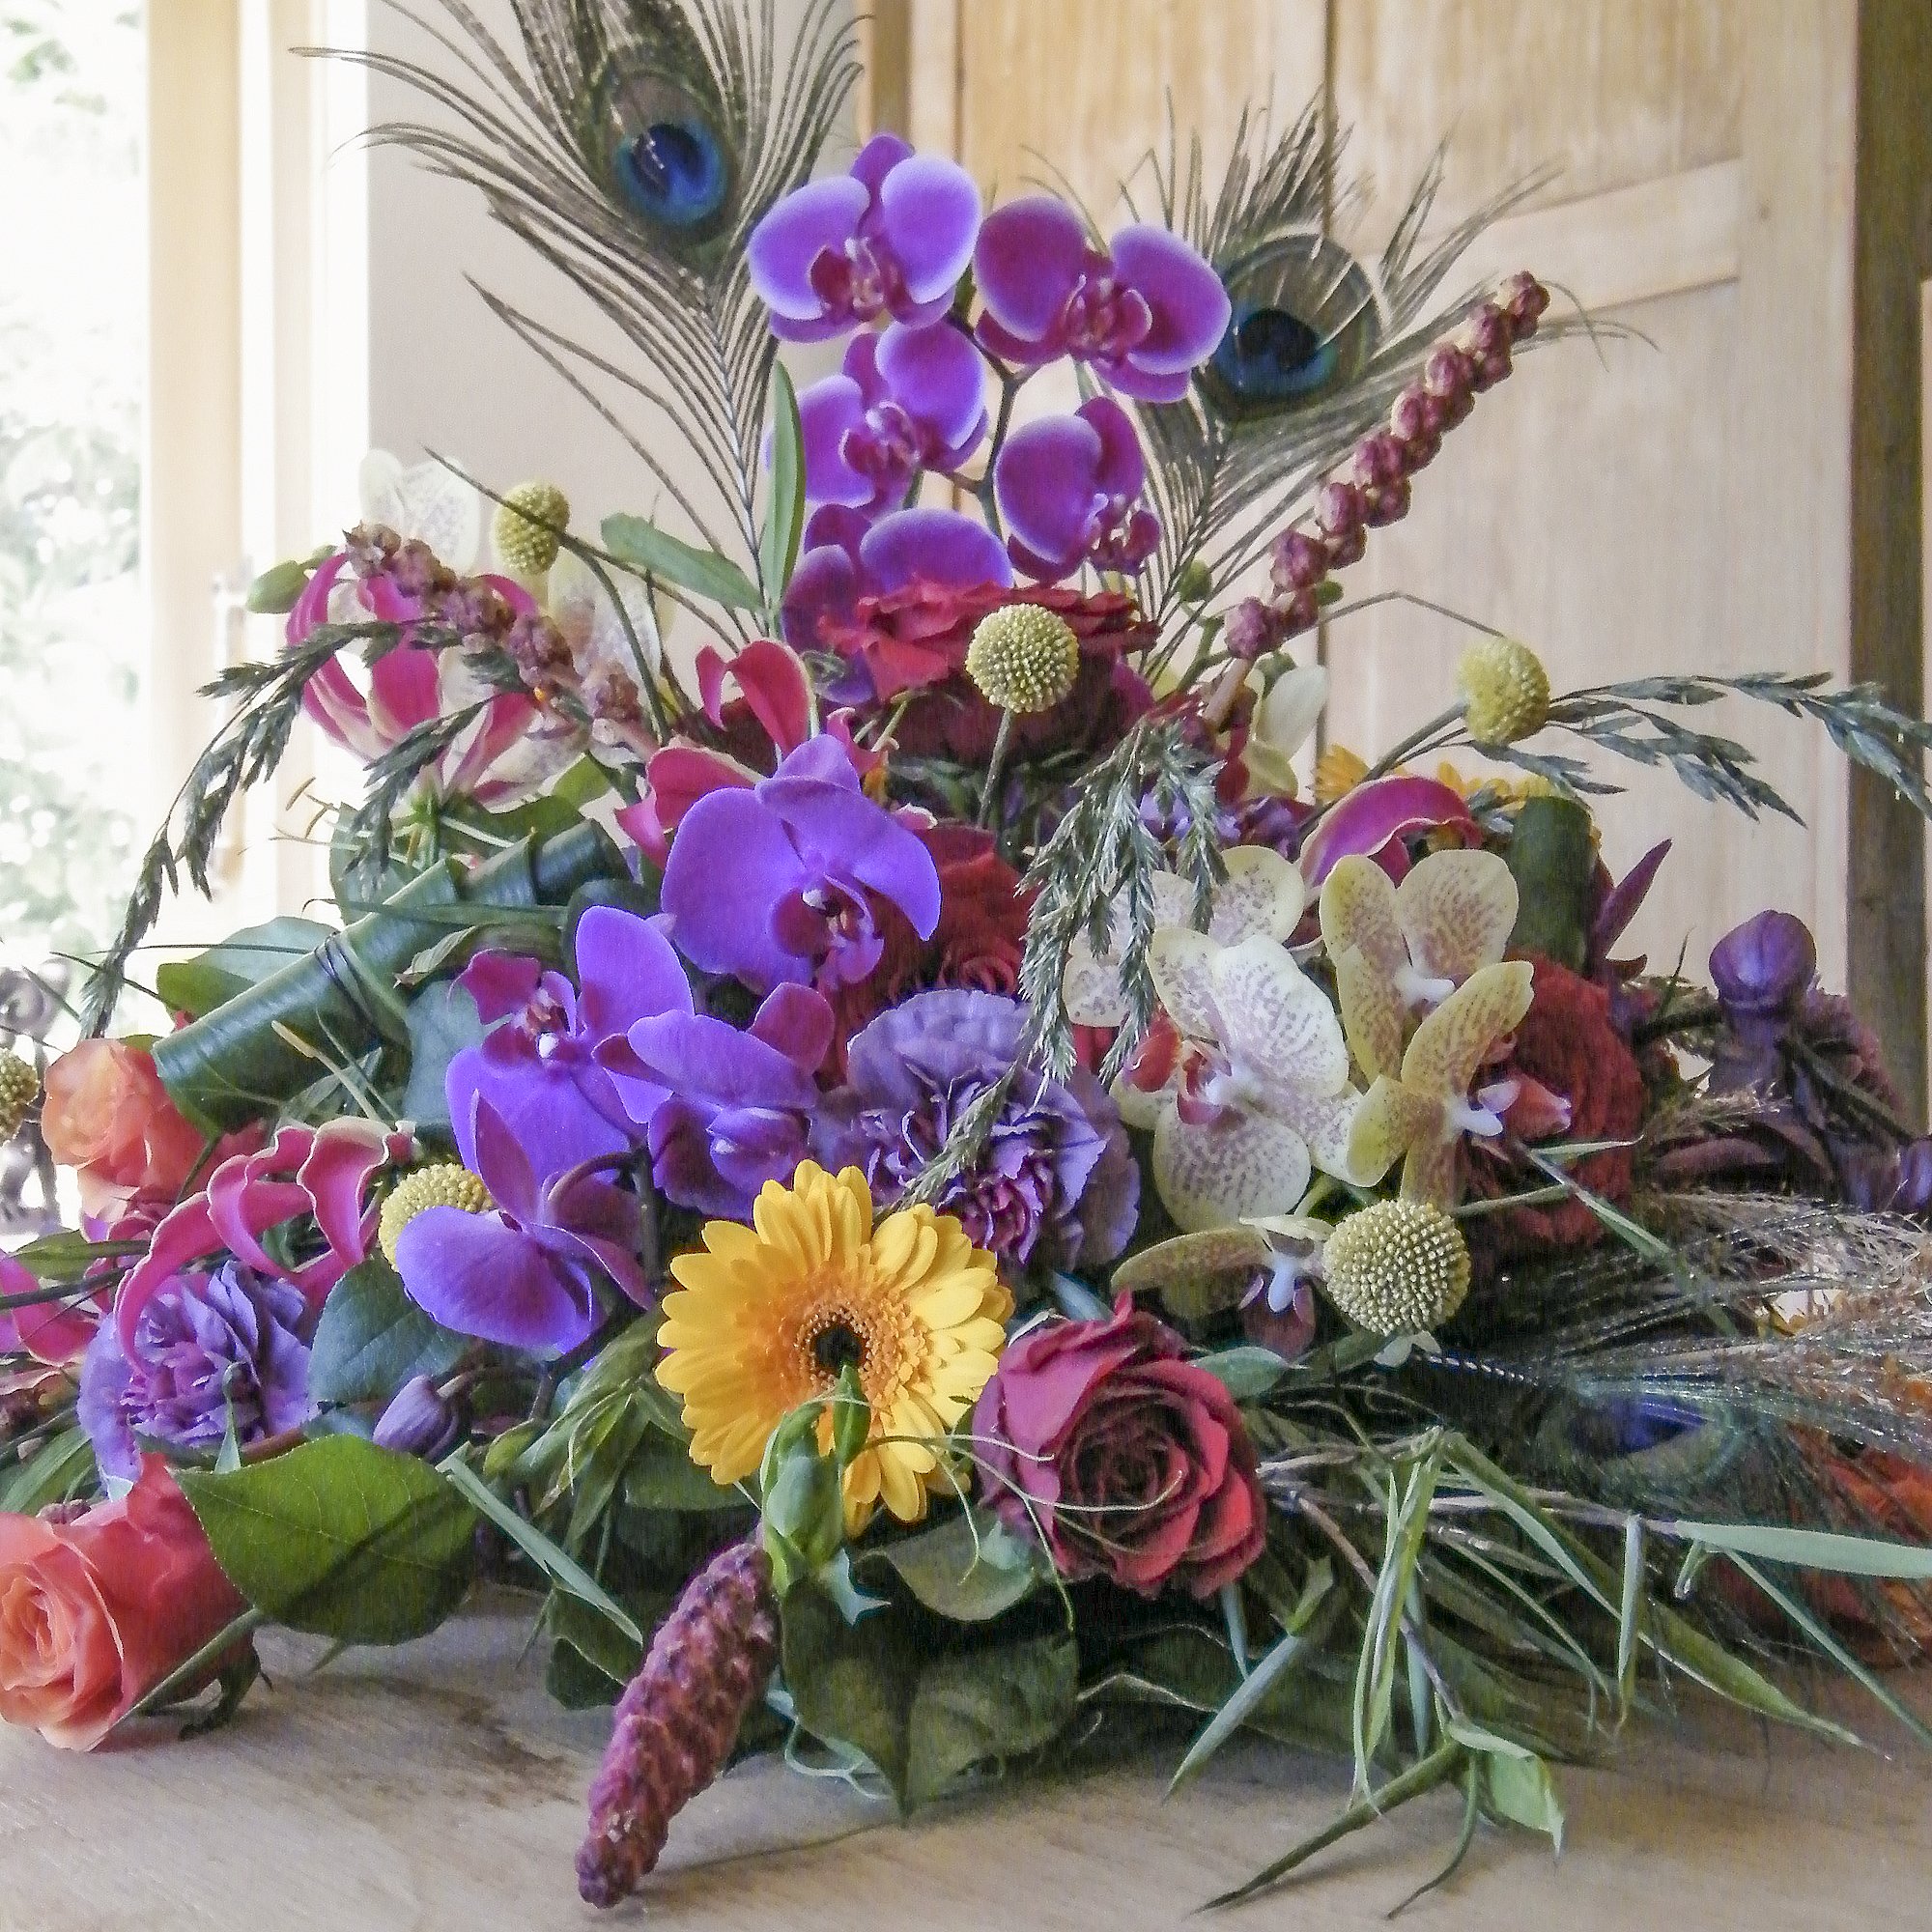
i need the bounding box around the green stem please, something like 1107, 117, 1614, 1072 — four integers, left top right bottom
978, 708, 1017, 830
121, 1606, 268, 1724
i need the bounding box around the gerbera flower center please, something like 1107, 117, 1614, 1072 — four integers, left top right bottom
809, 1315, 867, 1376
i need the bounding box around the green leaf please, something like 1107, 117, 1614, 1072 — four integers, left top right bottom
545, 1585, 649, 1703
307, 1257, 469, 1406
759, 362, 806, 605
601, 512, 761, 611
5, 1230, 145, 1282
1478, 1745, 1567, 1851
904, 1634, 1077, 1804
1195, 1345, 1289, 1402
245, 557, 314, 614
439, 1455, 643, 1647
622, 1439, 745, 1513
156, 917, 339, 1018
781, 1578, 919, 1803
867, 1507, 1049, 1622
1505, 794, 1596, 969
401, 979, 485, 1130
1660, 1518, 1932, 1579
0, 1427, 96, 1514
178, 1435, 475, 1644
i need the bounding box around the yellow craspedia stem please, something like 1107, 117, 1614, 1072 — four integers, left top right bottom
657, 1161, 1011, 1534
964, 605, 1081, 716
1457, 636, 1550, 746
1321, 1199, 1471, 1337
493, 479, 571, 578
0, 1050, 39, 1142
379, 1164, 493, 1266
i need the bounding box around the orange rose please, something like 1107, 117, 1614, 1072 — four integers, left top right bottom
41, 1039, 205, 1219
0, 1457, 245, 1748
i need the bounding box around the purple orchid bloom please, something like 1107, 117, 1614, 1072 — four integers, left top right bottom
973, 197, 1230, 403
600, 981, 833, 1217
1707, 909, 1818, 1094
781, 503, 1011, 660
393, 1094, 648, 1352
445, 908, 693, 1175
749, 133, 980, 342
660, 734, 942, 993
994, 396, 1161, 581
798, 324, 987, 517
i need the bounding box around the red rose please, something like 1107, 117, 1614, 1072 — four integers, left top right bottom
827, 824, 1032, 1055
1467, 956, 1647, 1254
973, 1295, 1266, 1600
0, 1457, 246, 1749
826, 582, 1155, 766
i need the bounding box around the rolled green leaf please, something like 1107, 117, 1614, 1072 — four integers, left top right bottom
154, 822, 624, 1132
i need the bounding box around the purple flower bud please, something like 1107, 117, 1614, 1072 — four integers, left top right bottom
1471, 346, 1514, 392
1315, 479, 1364, 537
374, 1375, 466, 1460
1500, 270, 1550, 340
1424, 344, 1474, 402
1279, 589, 1321, 639
1323, 524, 1368, 569
1352, 430, 1408, 489
1460, 304, 1510, 359
1362, 475, 1411, 528
1268, 528, 1328, 593
1710, 910, 1816, 1042
1223, 596, 1285, 662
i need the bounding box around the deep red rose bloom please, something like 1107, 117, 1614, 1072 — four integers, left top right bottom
1467, 955, 1647, 1254
824, 582, 1154, 765
826, 824, 1032, 1060
973, 1294, 1266, 1600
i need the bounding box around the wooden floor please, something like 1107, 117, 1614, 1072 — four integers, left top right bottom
5, 1591, 1932, 1930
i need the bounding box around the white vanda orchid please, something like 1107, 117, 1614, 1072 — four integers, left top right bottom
1242, 661, 1329, 798
356, 449, 483, 574
1116, 928, 1366, 1233
1062, 845, 1307, 1030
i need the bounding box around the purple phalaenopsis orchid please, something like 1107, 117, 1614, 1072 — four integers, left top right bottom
799, 326, 987, 518
601, 982, 833, 1218
994, 396, 1160, 581
660, 735, 942, 994
749, 134, 980, 342
78, 1264, 314, 1484
394, 1094, 648, 1352
973, 197, 1229, 403
781, 504, 1011, 660
447, 909, 694, 1175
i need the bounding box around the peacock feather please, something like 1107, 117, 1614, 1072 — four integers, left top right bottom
1128, 104, 1559, 639
329, 0, 858, 567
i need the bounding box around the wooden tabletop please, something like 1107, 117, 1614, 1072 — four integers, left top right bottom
5, 1591, 1930, 1931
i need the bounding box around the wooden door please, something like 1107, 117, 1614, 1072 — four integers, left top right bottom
869, 0, 1932, 1115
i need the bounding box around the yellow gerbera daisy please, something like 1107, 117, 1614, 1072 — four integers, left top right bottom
656, 1162, 1011, 1533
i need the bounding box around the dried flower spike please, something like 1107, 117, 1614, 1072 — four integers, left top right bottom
577, 1540, 781, 1908
378, 1164, 492, 1266
0, 1051, 39, 1142
1321, 1199, 1471, 1336
494, 479, 571, 578
1458, 636, 1551, 745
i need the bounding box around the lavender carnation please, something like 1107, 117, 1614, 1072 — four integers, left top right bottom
78, 1264, 314, 1482
819, 988, 1137, 1269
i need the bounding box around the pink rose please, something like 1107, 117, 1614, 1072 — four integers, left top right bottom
973, 1295, 1266, 1600
40, 1038, 206, 1221
0, 1457, 245, 1749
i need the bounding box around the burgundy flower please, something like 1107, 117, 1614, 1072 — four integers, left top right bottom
749, 134, 980, 341
973, 199, 1229, 403
798, 325, 987, 518
994, 397, 1160, 582
1465, 956, 1648, 1256
973, 1295, 1266, 1599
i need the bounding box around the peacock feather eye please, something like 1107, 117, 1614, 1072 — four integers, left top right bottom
598, 68, 732, 239
1197, 233, 1382, 423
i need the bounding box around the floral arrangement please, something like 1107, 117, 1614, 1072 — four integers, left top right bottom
8, 2, 1932, 1911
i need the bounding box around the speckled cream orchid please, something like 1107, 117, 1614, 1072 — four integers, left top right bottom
1318, 847, 1520, 1083
1062, 845, 1306, 1031
1347, 958, 1536, 1205
1241, 662, 1329, 799
1117, 930, 1365, 1231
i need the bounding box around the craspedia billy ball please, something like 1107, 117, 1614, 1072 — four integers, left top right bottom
0, 1051, 38, 1142
494, 480, 571, 578
1457, 636, 1550, 746
964, 605, 1081, 716
1321, 1200, 1471, 1337
379, 1164, 493, 1266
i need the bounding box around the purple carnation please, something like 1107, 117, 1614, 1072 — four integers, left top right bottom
817, 988, 1138, 1270
78, 1264, 314, 1483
